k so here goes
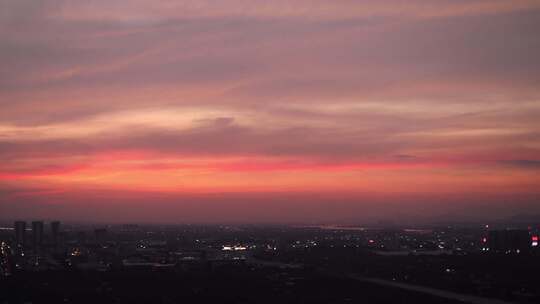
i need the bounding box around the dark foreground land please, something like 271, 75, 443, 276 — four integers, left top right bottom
2, 267, 461, 304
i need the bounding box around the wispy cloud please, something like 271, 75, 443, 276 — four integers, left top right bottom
1, 0, 540, 221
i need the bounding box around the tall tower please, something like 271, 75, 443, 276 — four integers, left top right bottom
32, 221, 44, 254
14, 221, 26, 249
94, 228, 107, 244
51, 221, 61, 248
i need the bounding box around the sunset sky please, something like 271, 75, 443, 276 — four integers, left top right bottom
1, 0, 540, 223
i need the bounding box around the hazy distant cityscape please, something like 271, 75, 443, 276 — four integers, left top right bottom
1, 219, 539, 303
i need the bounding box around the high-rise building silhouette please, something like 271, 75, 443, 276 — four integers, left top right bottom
32, 221, 44, 253
94, 228, 107, 244
14, 221, 26, 249
51, 221, 61, 247
76, 231, 87, 244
